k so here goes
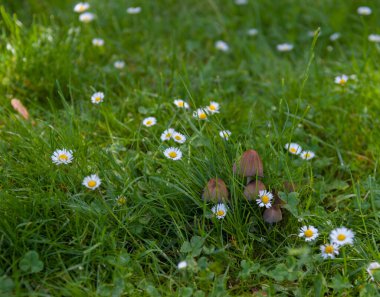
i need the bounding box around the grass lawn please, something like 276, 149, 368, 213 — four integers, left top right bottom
1, 0, 380, 296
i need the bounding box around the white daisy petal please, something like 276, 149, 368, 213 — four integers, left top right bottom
74, 2, 90, 13
79, 12, 95, 23
177, 260, 188, 269
320, 243, 339, 259
91, 92, 104, 104
163, 147, 182, 160
207, 101, 220, 114
219, 130, 231, 140
51, 149, 74, 165
82, 174, 101, 190
357, 6, 372, 16
211, 203, 227, 219
172, 132, 186, 144
367, 262, 380, 281
215, 41, 229, 52
193, 108, 209, 120
92, 38, 104, 47
277, 43, 293, 52
160, 128, 175, 141
284, 143, 302, 155
330, 227, 354, 246
298, 225, 319, 242
300, 150, 315, 160
127, 7, 141, 14
369, 34, 380, 43
256, 190, 273, 208
334, 75, 348, 86
142, 117, 157, 127
114, 60, 125, 69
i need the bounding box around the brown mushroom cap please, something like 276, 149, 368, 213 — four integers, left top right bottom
243, 180, 266, 200
202, 178, 229, 202
233, 149, 263, 177
263, 206, 283, 223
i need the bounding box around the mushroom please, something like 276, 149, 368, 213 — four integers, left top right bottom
243, 180, 266, 201
202, 178, 229, 202
233, 149, 263, 183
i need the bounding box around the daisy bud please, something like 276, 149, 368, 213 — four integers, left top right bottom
243, 180, 266, 200
233, 149, 264, 178
263, 206, 283, 223
202, 178, 229, 202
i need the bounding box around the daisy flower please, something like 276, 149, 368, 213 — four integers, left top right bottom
330, 227, 354, 246
320, 243, 340, 259
211, 203, 227, 219
51, 149, 73, 165
235, 0, 248, 5
79, 12, 95, 23
160, 128, 175, 141
207, 101, 220, 114
247, 28, 258, 36
284, 143, 302, 155
116, 195, 127, 206
163, 147, 182, 160
357, 6, 372, 16
127, 7, 141, 14
82, 174, 101, 190
219, 130, 231, 140
114, 60, 125, 69
92, 38, 104, 47
329, 32, 341, 42
215, 40, 229, 52
91, 92, 104, 104
298, 225, 319, 242
142, 117, 157, 127
173, 99, 189, 109
177, 261, 188, 270
74, 2, 90, 13
193, 108, 208, 120
334, 75, 348, 86
172, 132, 186, 144
277, 43, 293, 52
300, 150, 315, 160
368, 34, 380, 43
367, 262, 380, 281
256, 190, 273, 208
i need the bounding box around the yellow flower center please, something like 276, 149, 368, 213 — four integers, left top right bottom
216, 210, 225, 216
146, 120, 152, 125
88, 180, 97, 188
339, 79, 346, 85
325, 245, 334, 254
305, 153, 310, 158
209, 105, 216, 111
95, 97, 101, 102
290, 147, 297, 153
261, 195, 270, 204
168, 151, 177, 158
304, 229, 313, 238
337, 234, 346, 241
175, 135, 181, 140
59, 154, 68, 161
166, 133, 172, 138
199, 113, 207, 120
178, 101, 184, 107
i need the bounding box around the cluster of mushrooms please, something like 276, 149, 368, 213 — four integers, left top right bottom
202, 149, 284, 223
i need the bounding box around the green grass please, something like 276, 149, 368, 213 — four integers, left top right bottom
1, 0, 380, 296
